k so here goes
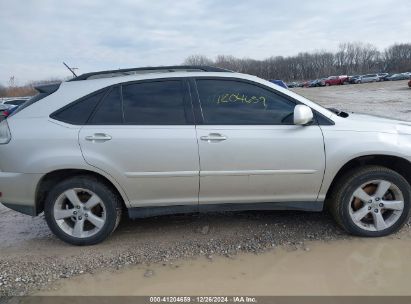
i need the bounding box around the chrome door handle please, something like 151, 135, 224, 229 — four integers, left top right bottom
85, 133, 112, 142
200, 133, 227, 142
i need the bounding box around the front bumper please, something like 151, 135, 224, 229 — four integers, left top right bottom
0, 172, 42, 216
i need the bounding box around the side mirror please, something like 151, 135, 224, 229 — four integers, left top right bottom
293, 105, 313, 125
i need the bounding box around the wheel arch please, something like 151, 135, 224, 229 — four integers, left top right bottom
35, 168, 130, 215
324, 154, 411, 204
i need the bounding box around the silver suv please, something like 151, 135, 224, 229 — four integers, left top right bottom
1, 66, 410, 245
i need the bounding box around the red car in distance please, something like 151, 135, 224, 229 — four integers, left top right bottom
408, 79, 411, 88
324, 75, 349, 86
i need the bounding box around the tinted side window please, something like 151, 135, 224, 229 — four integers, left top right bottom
196, 79, 295, 125
89, 87, 123, 124
122, 81, 186, 125
52, 91, 106, 124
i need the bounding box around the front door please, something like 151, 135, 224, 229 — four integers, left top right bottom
192, 78, 325, 205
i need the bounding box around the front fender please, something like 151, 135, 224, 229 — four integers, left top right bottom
318, 129, 411, 199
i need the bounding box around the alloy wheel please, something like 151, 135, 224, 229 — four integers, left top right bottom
349, 180, 404, 232
53, 188, 107, 238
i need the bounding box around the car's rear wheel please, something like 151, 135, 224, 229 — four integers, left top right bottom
44, 176, 122, 245
328, 166, 410, 237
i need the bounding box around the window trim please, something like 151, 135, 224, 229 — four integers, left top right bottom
190, 76, 334, 126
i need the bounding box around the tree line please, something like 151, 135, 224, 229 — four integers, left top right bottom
0, 78, 61, 98
183, 42, 411, 81
2, 41, 410, 97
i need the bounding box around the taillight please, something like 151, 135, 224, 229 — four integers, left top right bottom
0, 120, 11, 144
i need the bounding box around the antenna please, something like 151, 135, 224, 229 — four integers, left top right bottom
63, 62, 78, 77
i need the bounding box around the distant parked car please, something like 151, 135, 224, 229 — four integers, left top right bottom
269, 80, 288, 89
0, 104, 18, 121
0, 96, 31, 105
0, 97, 31, 121
0, 103, 12, 111
287, 82, 299, 88
324, 75, 349, 86
2, 105, 18, 119
0, 104, 12, 121
387, 73, 410, 81
301, 80, 311, 88
357, 74, 380, 83
377, 73, 389, 81
308, 80, 317, 87
348, 75, 361, 84
309, 79, 325, 87
378, 73, 392, 81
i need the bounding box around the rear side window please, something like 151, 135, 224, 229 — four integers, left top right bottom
89, 87, 123, 124
122, 80, 186, 125
52, 91, 106, 124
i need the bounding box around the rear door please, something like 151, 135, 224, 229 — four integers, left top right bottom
191, 78, 326, 206
79, 79, 200, 207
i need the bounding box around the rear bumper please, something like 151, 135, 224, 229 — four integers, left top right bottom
0, 172, 42, 216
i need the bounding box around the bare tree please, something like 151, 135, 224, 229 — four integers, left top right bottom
182, 42, 411, 81
183, 55, 213, 66
0, 84, 7, 97
384, 43, 411, 72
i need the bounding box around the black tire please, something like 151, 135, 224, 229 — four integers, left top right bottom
44, 176, 122, 245
328, 166, 411, 237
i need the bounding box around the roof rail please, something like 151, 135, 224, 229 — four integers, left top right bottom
69, 65, 232, 81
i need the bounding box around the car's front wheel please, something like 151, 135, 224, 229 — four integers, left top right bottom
44, 176, 122, 245
329, 166, 410, 237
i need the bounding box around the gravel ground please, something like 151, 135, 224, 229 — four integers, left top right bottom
1, 79, 410, 297
0, 205, 350, 297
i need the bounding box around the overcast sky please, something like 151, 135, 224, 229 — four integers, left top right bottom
0, 0, 410, 85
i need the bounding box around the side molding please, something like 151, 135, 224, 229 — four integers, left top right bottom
128, 201, 324, 219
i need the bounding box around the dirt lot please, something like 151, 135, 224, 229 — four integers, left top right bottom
293, 79, 411, 120
37, 237, 411, 296
1, 80, 410, 297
